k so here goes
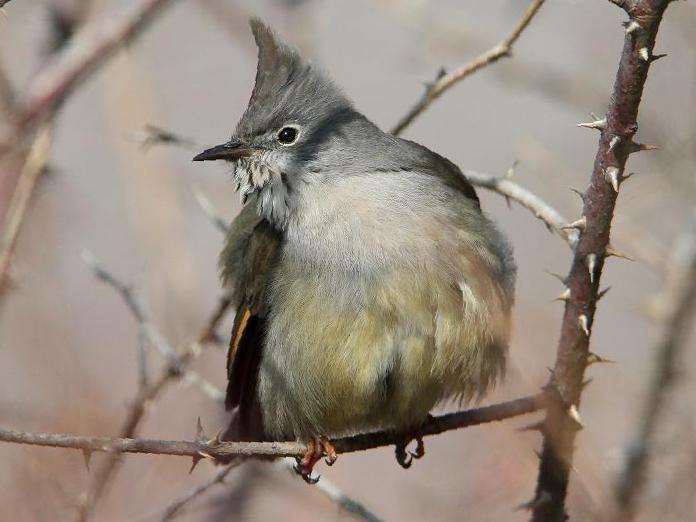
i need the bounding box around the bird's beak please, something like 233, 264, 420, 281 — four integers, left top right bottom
192, 138, 253, 162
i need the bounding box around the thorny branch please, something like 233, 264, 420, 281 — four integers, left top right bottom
614, 214, 696, 521
0, 393, 545, 459
529, 1, 675, 521
391, 0, 546, 136
75, 256, 232, 522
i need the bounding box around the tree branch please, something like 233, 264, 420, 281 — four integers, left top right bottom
614, 213, 696, 521
529, 2, 675, 520
0, 393, 545, 459
390, 0, 546, 136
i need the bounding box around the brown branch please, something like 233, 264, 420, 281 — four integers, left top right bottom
614, 214, 696, 521
75, 257, 232, 521
529, 1, 675, 521
0, 392, 545, 460
390, 0, 546, 136
16, 0, 176, 131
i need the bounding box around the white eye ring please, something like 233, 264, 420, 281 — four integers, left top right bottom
276, 125, 301, 146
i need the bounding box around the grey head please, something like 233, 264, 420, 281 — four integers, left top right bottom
194, 19, 365, 229
194, 19, 479, 229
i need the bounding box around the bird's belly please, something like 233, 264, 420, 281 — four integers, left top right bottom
257, 262, 508, 440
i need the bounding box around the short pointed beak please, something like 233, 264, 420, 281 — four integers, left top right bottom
192, 139, 252, 162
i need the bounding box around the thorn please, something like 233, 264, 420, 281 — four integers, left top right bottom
195, 417, 207, 442
597, 286, 612, 301
545, 269, 567, 284
189, 454, 203, 474
568, 404, 584, 429
563, 216, 587, 232
515, 491, 551, 512
577, 118, 606, 130
624, 20, 641, 34
638, 47, 649, 61
569, 187, 585, 202
209, 429, 224, 446
82, 449, 92, 471
630, 142, 659, 153
517, 421, 545, 433
554, 287, 571, 302
606, 244, 634, 260
578, 314, 590, 336
604, 167, 620, 192
581, 378, 594, 390
650, 53, 667, 63
586, 253, 597, 283
587, 352, 615, 365
504, 195, 512, 209
608, 135, 621, 152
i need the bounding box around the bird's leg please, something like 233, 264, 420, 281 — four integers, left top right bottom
293, 435, 337, 483
395, 432, 426, 469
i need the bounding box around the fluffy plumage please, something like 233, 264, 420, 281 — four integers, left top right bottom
206, 19, 516, 442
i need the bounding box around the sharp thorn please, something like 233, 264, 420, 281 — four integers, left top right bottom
597, 286, 612, 301
630, 142, 659, 153
650, 53, 667, 63
568, 404, 584, 429
606, 244, 634, 261
515, 491, 552, 512
545, 269, 567, 284
189, 454, 202, 474
625, 20, 641, 34
569, 187, 585, 202
604, 167, 620, 192
563, 216, 587, 231
581, 378, 594, 390
587, 352, 615, 365
638, 47, 649, 61
586, 253, 597, 283
82, 449, 92, 471
195, 417, 206, 442
554, 287, 571, 302
577, 118, 606, 130
578, 314, 590, 336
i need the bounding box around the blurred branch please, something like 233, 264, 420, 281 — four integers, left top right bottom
0, 125, 53, 292
0, 392, 546, 459
127, 124, 198, 152
614, 213, 696, 521
192, 186, 230, 235
391, 0, 546, 136
75, 254, 233, 522
529, 2, 675, 521
16, 0, 176, 130
464, 169, 578, 247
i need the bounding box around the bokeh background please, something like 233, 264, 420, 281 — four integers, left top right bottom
1, 0, 695, 520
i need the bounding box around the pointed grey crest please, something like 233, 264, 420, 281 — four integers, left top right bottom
236, 19, 353, 137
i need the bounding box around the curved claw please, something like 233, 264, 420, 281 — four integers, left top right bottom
293, 462, 321, 484
321, 437, 338, 466
395, 444, 413, 469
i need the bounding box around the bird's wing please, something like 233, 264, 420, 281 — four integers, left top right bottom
220, 206, 281, 440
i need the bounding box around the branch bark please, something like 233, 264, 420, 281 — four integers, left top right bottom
391, 0, 546, 136
529, 2, 675, 521
0, 393, 545, 459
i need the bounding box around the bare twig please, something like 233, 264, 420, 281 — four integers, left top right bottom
75, 254, 233, 521
390, 0, 546, 136
159, 463, 242, 521
0, 125, 53, 292
614, 213, 696, 521
126, 124, 198, 152
529, 2, 675, 521
16, 0, 176, 130
464, 169, 577, 247
192, 186, 230, 235
0, 392, 545, 460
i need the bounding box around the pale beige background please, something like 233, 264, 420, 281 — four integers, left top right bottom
1, 1, 695, 521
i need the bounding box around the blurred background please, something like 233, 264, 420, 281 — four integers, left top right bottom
0, 0, 695, 520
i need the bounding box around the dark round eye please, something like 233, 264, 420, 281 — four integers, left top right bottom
277, 126, 298, 145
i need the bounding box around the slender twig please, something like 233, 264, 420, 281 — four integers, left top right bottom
280, 460, 384, 522
126, 124, 198, 152
464, 169, 577, 247
16, 0, 176, 130
614, 213, 696, 521
529, 2, 674, 521
159, 463, 242, 521
192, 186, 230, 235
0, 392, 546, 460
390, 0, 546, 136
75, 254, 233, 521
0, 125, 53, 292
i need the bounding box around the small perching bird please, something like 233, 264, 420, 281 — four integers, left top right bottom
194, 19, 516, 483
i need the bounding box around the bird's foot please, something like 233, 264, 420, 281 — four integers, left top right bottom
293, 435, 337, 484
395, 434, 426, 469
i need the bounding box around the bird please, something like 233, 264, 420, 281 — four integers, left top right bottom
193, 18, 516, 483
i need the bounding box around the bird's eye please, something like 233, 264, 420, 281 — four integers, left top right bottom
277, 126, 299, 145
